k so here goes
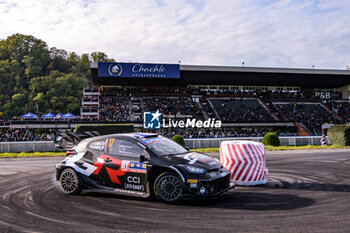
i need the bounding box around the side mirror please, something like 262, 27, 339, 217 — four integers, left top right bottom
185, 147, 190, 151
139, 155, 149, 163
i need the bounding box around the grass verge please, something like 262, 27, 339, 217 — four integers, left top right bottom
0, 152, 65, 158
191, 148, 220, 153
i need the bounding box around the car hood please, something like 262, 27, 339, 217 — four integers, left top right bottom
165, 152, 222, 170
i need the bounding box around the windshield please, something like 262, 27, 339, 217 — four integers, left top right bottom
144, 136, 187, 156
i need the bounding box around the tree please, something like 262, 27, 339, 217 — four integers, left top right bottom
28, 72, 88, 115
72, 53, 91, 82
0, 34, 50, 93
90, 51, 115, 62
47, 47, 70, 73
5, 34, 51, 79
0, 33, 115, 118
2, 92, 29, 117
67, 52, 80, 67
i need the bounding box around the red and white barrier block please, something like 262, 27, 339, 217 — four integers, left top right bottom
220, 140, 268, 186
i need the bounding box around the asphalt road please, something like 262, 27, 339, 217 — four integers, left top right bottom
0, 150, 349, 233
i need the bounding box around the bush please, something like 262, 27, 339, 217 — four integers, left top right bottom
327, 125, 350, 146
172, 134, 185, 147
34, 128, 52, 134
262, 132, 280, 146
75, 124, 134, 135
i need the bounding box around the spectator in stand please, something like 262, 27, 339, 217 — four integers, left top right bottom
141, 128, 296, 139
326, 101, 350, 121
210, 98, 275, 122
99, 92, 131, 121
143, 97, 204, 120
274, 103, 342, 135
0, 129, 57, 142
320, 135, 327, 146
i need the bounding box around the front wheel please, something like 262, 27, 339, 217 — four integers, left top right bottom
154, 172, 182, 204
59, 168, 81, 195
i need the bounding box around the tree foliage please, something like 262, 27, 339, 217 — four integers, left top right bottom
262, 132, 280, 146
0, 34, 114, 118
172, 134, 186, 147
327, 125, 350, 146
91, 51, 115, 63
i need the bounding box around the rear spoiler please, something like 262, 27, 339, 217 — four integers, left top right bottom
54, 131, 100, 150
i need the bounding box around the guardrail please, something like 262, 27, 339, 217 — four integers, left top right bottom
0, 141, 55, 153
0, 136, 323, 152
185, 136, 323, 149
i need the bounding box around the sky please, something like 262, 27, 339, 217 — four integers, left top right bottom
1, 0, 350, 69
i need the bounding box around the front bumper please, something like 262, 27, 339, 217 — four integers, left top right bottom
183, 173, 235, 200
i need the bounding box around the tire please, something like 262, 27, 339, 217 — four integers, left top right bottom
59, 168, 82, 195
154, 172, 182, 204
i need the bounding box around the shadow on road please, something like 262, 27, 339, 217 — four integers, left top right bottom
181, 191, 315, 211
82, 190, 315, 211
260, 181, 350, 193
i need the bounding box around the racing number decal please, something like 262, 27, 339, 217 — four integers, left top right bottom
108, 138, 115, 148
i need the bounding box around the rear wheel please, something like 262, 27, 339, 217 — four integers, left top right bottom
154, 172, 182, 203
59, 168, 81, 195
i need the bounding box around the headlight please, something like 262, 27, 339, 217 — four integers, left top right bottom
222, 167, 230, 173
182, 165, 206, 174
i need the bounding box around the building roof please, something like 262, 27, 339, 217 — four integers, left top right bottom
91, 62, 350, 88
180, 64, 350, 76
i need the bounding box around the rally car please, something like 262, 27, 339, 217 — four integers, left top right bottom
55, 133, 234, 203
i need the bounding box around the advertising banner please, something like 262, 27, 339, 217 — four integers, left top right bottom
98, 62, 180, 78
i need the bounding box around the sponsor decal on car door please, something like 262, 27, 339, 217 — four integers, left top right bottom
99, 138, 148, 192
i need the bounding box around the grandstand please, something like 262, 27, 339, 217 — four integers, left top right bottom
273, 102, 342, 135
78, 62, 350, 137
209, 98, 275, 122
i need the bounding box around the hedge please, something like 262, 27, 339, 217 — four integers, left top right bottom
74, 124, 134, 135
262, 132, 280, 146
172, 134, 185, 147
327, 125, 350, 146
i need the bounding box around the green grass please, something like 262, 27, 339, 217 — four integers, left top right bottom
191, 148, 220, 153
0, 151, 65, 158
191, 145, 350, 153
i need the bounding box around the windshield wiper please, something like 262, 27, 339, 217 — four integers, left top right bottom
168, 151, 189, 156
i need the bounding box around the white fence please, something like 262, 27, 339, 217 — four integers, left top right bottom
185, 136, 323, 149
0, 136, 323, 152
0, 141, 55, 153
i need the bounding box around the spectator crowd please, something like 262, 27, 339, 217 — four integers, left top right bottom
99, 95, 130, 122
143, 97, 203, 120
210, 98, 275, 122
146, 127, 296, 139
274, 103, 342, 135
0, 129, 57, 142
1, 87, 348, 140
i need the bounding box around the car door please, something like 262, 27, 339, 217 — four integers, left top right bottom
79, 139, 109, 186
103, 137, 149, 193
